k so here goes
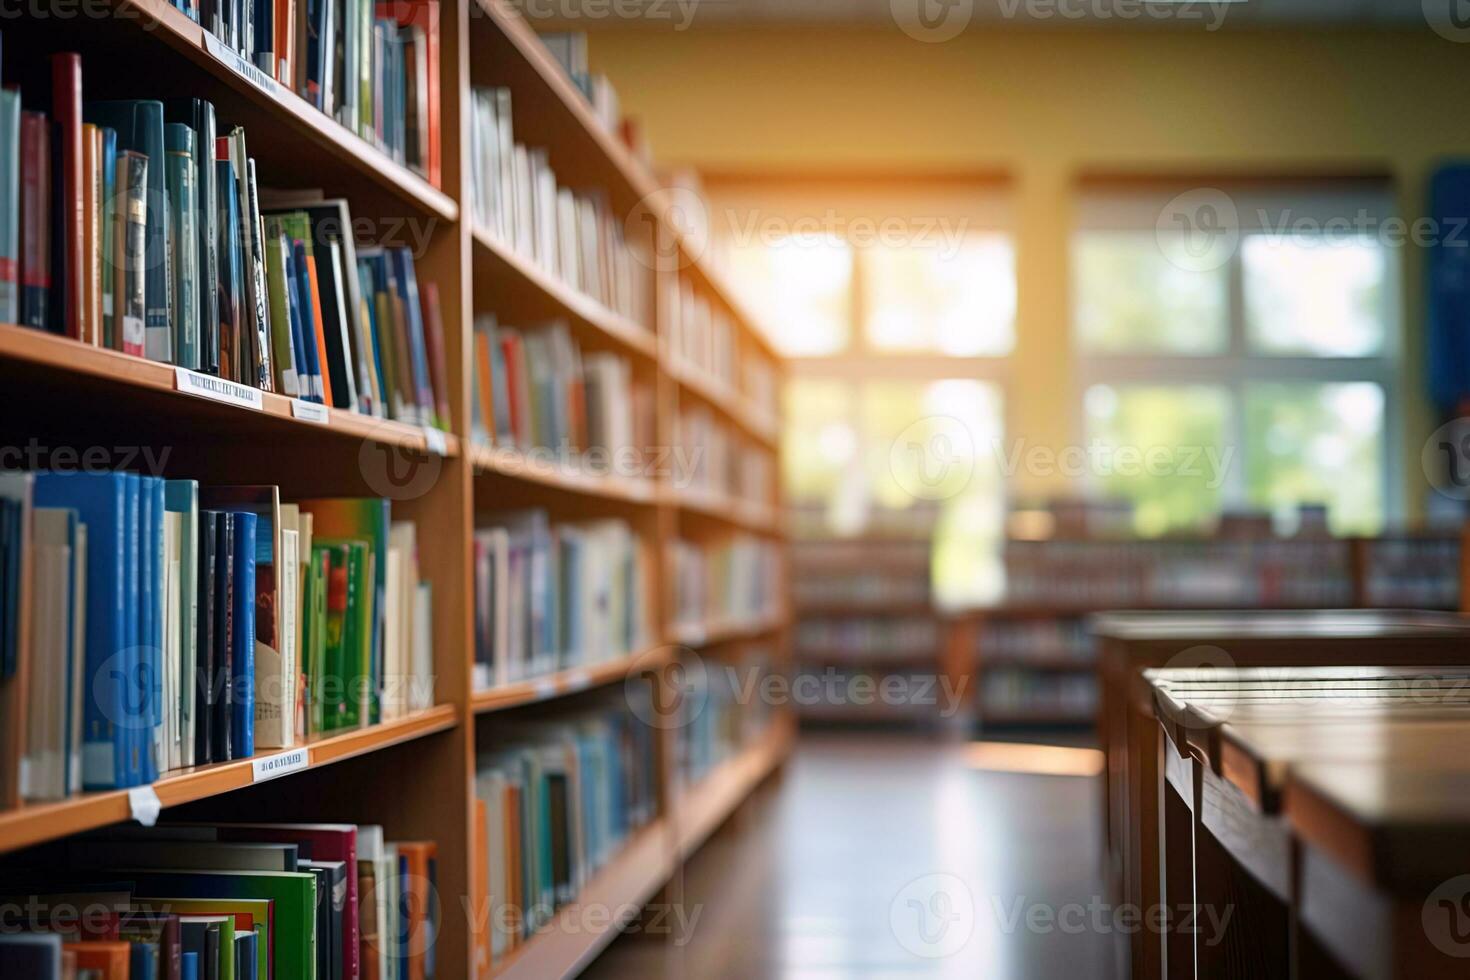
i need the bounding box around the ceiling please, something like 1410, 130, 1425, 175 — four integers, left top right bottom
572, 0, 1429, 28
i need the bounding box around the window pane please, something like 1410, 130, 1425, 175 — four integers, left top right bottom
726, 235, 852, 357
1084, 384, 1233, 536
862, 379, 1006, 606
781, 378, 857, 508
1243, 235, 1388, 356
1073, 232, 1228, 354
861, 235, 1016, 356
1244, 382, 1384, 533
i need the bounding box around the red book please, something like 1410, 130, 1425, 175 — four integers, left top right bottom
18, 111, 50, 331
498, 332, 524, 448
52, 53, 84, 341
375, 0, 439, 188
418, 281, 451, 430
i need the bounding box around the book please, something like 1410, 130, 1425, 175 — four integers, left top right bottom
0, 472, 33, 808
0, 932, 64, 977
85, 100, 171, 361
166, 124, 200, 370
19, 110, 50, 331
228, 509, 257, 759
115, 149, 149, 357
163, 99, 220, 376
52, 52, 84, 342
0, 87, 19, 323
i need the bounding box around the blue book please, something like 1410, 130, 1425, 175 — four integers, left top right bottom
129, 940, 157, 980
281, 240, 314, 402
32, 472, 134, 788
0, 932, 63, 976
290, 240, 324, 403
99, 126, 118, 346
235, 929, 258, 980
141, 476, 166, 782
388, 248, 435, 423
122, 472, 142, 785
230, 510, 257, 759
182, 951, 199, 980
83, 100, 172, 361
216, 157, 244, 382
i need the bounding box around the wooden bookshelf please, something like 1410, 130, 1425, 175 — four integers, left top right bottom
0, 0, 793, 976
0, 706, 457, 854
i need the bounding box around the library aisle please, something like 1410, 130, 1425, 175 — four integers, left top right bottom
588, 735, 1113, 980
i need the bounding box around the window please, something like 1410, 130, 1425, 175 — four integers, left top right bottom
716, 181, 1014, 606
1074, 182, 1400, 536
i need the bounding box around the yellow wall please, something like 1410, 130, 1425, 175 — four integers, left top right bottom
588, 26, 1470, 516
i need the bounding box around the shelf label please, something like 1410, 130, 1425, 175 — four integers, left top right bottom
128, 785, 162, 827
423, 427, 448, 456
175, 368, 264, 411
291, 398, 330, 424
251, 748, 310, 783
203, 31, 280, 98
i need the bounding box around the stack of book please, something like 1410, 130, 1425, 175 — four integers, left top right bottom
0, 471, 434, 803
164, 0, 441, 185
472, 692, 659, 970
670, 535, 781, 633
675, 408, 774, 504
665, 277, 736, 392
469, 317, 655, 466
1362, 535, 1461, 608
676, 647, 774, 787
795, 617, 939, 661
467, 88, 652, 327
536, 32, 622, 136
472, 512, 648, 690
0, 822, 437, 979
979, 617, 1094, 665
981, 669, 1098, 719
1, 51, 451, 428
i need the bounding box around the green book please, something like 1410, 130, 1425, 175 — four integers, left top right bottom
130, 869, 316, 980
303, 546, 330, 735
165, 123, 199, 370
262, 224, 300, 397
313, 539, 370, 730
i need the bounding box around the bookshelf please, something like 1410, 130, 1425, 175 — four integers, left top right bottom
960, 527, 1468, 729
0, 1, 792, 977
790, 509, 946, 726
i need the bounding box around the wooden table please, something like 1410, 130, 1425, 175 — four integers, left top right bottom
1091, 610, 1470, 979
1148, 667, 1470, 980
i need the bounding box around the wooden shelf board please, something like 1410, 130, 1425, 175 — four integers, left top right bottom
673, 716, 793, 858
490, 817, 675, 980
0, 324, 460, 456
668, 614, 786, 648
666, 487, 781, 535
470, 224, 658, 359
471, 648, 670, 714
664, 356, 780, 449
470, 443, 659, 504
795, 602, 936, 617
115, 0, 456, 221
0, 706, 457, 855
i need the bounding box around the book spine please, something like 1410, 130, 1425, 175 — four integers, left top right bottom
230, 510, 256, 759
244, 159, 273, 390
165, 124, 200, 370
194, 510, 217, 765
263, 225, 300, 396
52, 53, 84, 341
212, 511, 234, 762
290, 239, 325, 402
119, 151, 148, 357
19, 112, 50, 331
196, 104, 220, 375
83, 124, 102, 346
0, 91, 17, 324
215, 152, 241, 380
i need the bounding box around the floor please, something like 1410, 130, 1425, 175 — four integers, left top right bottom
587, 732, 1116, 979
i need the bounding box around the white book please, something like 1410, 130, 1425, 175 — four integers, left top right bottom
25, 510, 72, 802
68, 523, 87, 796
382, 546, 404, 722
411, 583, 432, 711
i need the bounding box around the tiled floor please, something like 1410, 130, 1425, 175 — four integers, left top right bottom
586, 733, 1116, 979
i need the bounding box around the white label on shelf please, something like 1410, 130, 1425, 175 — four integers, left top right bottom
202, 31, 280, 98
423, 427, 448, 456
291, 399, 330, 424
533, 678, 558, 699
565, 670, 591, 692
175, 368, 264, 411
128, 785, 162, 827
251, 748, 310, 783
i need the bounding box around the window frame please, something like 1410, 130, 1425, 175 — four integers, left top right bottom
1072, 180, 1404, 530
